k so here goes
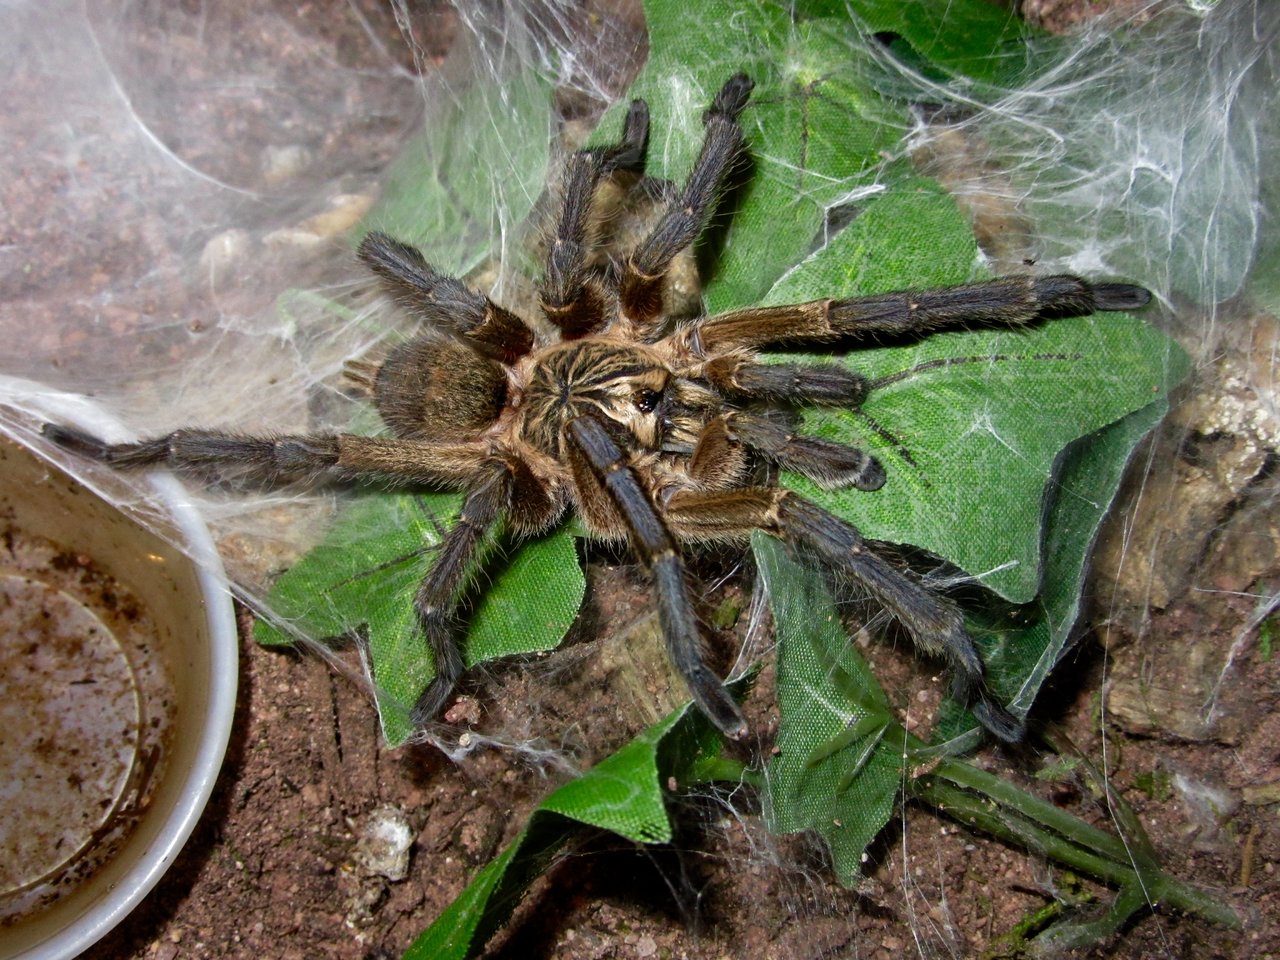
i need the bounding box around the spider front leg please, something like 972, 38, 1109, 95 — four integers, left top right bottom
567, 414, 748, 739
358, 232, 534, 364
726, 413, 886, 491
685, 275, 1151, 353
619, 74, 753, 333
664, 486, 1024, 742
540, 98, 650, 339
702, 356, 870, 406
682, 413, 884, 493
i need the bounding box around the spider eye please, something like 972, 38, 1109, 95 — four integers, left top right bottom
634, 388, 662, 413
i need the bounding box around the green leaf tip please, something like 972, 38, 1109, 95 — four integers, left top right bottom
403, 704, 725, 960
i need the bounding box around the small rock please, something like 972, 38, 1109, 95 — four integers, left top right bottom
1243, 783, 1280, 805
353, 805, 414, 882
198, 229, 250, 286
298, 193, 373, 238
1173, 771, 1239, 847
1226, 710, 1280, 788
261, 144, 311, 185
444, 695, 482, 726
1105, 678, 1221, 742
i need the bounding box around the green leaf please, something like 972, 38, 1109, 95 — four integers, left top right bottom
619, 3, 1189, 878
378, 0, 1201, 947
402, 705, 726, 960
604, 0, 1039, 317
987, 400, 1174, 704
756, 533, 907, 883
360, 68, 553, 275
1249, 108, 1280, 316
926, 396, 1175, 739
279, 74, 563, 742
254, 492, 584, 746
835, 0, 1037, 85
754, 403, 1182, 877
603, 13, 1163, 617
601, 0, 787, 188
599, 5, 906, 314
764, 177, 1186, 602
698, 19, 907, 314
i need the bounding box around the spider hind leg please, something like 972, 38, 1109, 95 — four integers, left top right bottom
567, 414, 748, 739
664, 487, 1023, 742
775, 493, 1024, 742
42, 423, 345, 484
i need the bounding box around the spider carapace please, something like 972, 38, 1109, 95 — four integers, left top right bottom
45, 74, 1150, 742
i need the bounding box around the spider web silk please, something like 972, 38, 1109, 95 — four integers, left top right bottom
0, 0, 1276, 955
2, 0, 1272, 665
0, 0, 644, 616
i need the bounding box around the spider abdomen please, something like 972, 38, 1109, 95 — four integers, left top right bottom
374, 337, 507, 442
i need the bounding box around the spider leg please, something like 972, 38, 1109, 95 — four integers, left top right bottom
409, 460, 512, 725
335, 435, 491, 484
541, 99, 650, 339
664, 487, 1023, 742
358, 232, 534, 364
685, 275, 1151, 353
679, 410, 882, 493
619, 74, 753, 332
566, 414, 748, 739
42, 424, 487, 486
51, 416, 540, 726
727, 413, 885, 491
702, 357, 869, 406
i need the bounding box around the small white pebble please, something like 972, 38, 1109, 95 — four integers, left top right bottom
353, 805, 414, 882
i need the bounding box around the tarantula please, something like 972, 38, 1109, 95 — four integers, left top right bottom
45, 74, 1149, 742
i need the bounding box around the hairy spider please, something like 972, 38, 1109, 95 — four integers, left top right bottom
44, 74, 1149, 742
